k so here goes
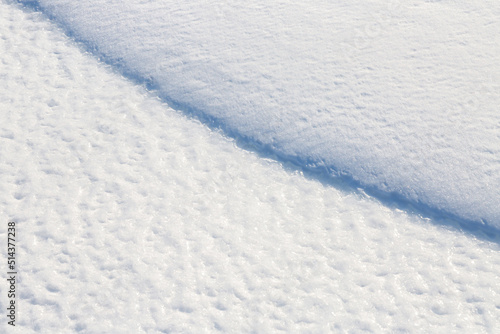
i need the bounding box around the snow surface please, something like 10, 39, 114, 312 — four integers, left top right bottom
1, 0, 500, 333
17, 0, 500, 227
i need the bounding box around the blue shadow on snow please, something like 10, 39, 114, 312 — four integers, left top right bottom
14, 0, 500, 246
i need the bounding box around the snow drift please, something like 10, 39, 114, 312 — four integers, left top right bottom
19, 0, 500, 227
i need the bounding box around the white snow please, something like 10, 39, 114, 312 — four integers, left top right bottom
1, 0, 500, 333
17, 0, 500, 227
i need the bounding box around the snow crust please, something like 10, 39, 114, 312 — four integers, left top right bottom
3, 2, 500, 332
3, 1, 500, 333
17, 0, 500, 227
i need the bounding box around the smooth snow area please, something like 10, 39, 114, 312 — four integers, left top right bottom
1, 2, 500, 333
19, 0, 500, 227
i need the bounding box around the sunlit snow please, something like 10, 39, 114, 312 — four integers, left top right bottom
1, 0, 500, 333
20, 0, 500, 226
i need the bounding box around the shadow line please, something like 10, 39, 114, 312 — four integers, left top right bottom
14, 0, 500, 246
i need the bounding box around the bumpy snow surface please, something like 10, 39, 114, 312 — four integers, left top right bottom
18, 0, 500, 227
1, 0, 500, 333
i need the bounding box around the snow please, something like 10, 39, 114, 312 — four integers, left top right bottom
16, 0, 500, 227
1, 0, 500, 333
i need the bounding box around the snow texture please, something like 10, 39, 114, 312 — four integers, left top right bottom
15, 0, 500, 228
2, 1, 500, 333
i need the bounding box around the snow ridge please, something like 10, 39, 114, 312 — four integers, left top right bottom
16, 0, 500, 229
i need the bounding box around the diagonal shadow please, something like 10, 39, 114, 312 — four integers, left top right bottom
13, 0, 500, 246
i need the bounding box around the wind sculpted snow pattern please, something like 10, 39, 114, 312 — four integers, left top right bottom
16, 0, 500, 228
2, 2, 500, 332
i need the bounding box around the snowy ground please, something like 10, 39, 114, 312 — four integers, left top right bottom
1, 1, 500, 333
20, 0, 500, 226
